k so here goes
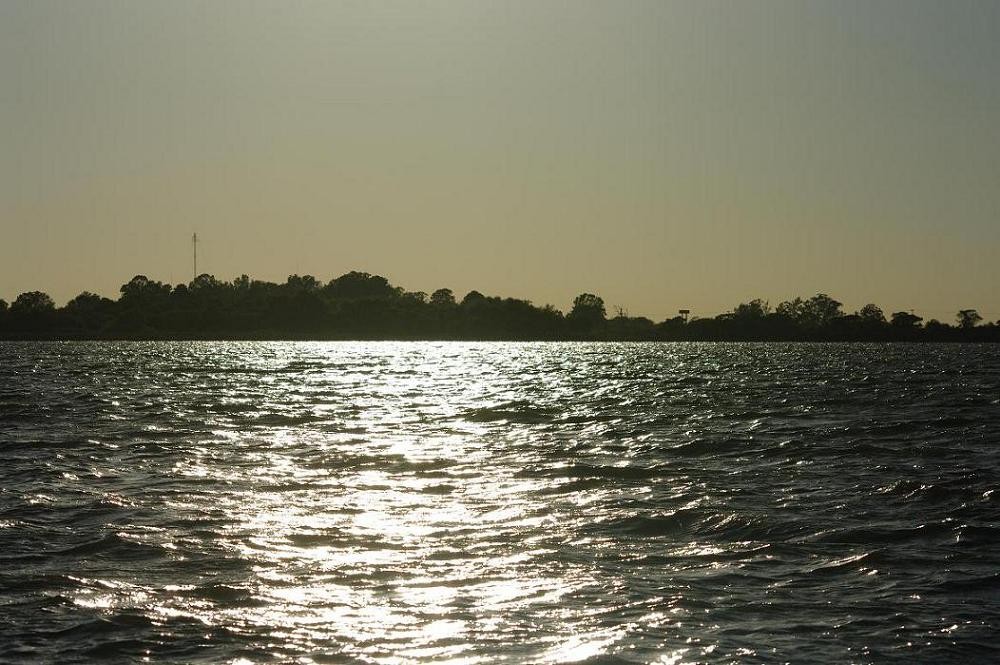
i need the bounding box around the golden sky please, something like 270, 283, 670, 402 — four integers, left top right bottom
2, 1, 998, 321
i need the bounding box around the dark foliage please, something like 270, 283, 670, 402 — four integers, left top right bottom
0, 274, 996, 341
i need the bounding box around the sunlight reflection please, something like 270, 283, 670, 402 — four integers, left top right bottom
129, 343, 690, 662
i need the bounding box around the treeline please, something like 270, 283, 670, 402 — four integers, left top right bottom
0, 272, 997, 341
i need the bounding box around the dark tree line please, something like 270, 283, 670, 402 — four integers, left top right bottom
0, 274, 997, 341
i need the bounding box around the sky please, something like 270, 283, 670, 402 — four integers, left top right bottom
2, 1, 999, 322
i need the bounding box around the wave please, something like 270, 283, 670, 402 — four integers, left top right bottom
49, 533, 166, 560
462, 401, 558, 424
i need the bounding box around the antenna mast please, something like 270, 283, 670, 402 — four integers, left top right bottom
192, 233, 198, 280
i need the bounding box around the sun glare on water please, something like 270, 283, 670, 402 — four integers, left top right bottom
64, 343, 702, 663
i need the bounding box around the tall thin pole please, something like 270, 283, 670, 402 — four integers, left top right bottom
193, 233, 198, 280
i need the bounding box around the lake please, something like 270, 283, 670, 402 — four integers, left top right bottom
1, 342, 998, 663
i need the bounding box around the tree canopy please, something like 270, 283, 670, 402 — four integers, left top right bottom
0, 273, 996, 341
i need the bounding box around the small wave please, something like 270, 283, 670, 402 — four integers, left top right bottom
803, 551, 878, 575
537, 477, 611, 494
52, 614, 154, 639
50, 533, 166, 560
594, 508, 747, 538
0, 572, 77, 594
805, 520, 957, 545
936, 572, 1000, 594
183, 583, 261, 604
880, 480, 969, 504
285, 530, 350, 547
659, 438, 746, 458
462, 401, 557, 424
516, 463, 665, 481
421, 483, 457, 494
875, 479, 924, 496
251, 413, 325, 426
954, 524, 1000, 545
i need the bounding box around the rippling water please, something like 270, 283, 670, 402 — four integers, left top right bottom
1, 342, 999, 664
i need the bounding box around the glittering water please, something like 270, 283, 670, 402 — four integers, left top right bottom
1, 342, 999, 664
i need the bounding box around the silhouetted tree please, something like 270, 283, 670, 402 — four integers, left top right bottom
64, 292, 114, 334
776, 297, 805, 321
801, 293, 843, 328
957, 309, 982, 329
286, 274, 321, 292
0, 299, 7, 313
461, 290, 486, 307
324, 271, 395, 300
925, 319, 951, 337
430, 288, 456, 307
656, 316, 688, 340
858, 304, 886, 323
567, 293, 606, 338
66, 292, 108, 310
7, 291, 57, 335
891, 311, 923, 328
569, 293, 606, 323
607, 314, 655, 340
733, 299, 770, 319
120, 275, 169, 300
190, 274, 223, 291
11, 291, 55, 313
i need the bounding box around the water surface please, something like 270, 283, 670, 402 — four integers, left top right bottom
1, 342, 999, 663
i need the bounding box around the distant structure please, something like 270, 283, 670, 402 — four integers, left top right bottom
192, 233, 198, 280
679, 309, 690, 323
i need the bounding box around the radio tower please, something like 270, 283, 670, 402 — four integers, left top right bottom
192, 233, 198, 280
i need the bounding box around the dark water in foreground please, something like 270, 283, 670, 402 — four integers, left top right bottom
1, 342, 999, 664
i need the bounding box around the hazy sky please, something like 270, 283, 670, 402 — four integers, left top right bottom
2, 1, 999, 321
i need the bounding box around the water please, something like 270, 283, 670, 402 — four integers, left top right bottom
1, 342, 998, 664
